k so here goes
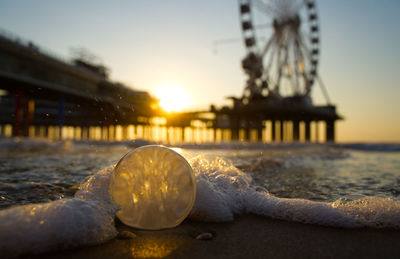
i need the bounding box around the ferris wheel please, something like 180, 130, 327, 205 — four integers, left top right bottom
239, 0, 320, 101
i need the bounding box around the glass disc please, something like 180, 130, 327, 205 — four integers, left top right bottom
109, 145, 196, 230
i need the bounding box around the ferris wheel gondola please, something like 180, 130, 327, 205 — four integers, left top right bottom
239, 0, 320, 102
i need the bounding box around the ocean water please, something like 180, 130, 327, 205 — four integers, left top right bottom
0, 138, 400, 256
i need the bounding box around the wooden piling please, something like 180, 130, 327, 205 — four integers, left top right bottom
293, 120, 300, 141
271, 120, 276, 141
326, 120, 335, 142
305, 121, 311, 141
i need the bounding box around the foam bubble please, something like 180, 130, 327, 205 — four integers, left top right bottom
332, 196, 400, 228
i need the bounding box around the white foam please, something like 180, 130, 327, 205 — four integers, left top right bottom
332, 196, 400, 228
0, 166, 118, 257
188, 156, 400, 229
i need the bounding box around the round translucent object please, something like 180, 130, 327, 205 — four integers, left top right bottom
109, 145, 196, 230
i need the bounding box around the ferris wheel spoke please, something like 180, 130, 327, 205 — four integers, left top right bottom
254, 23, 272, 30
284, 43, 299, 95
265, 44, 276, 73
253, 0, 277, 16
293, 36, 307, 95
292, 0, 306, 14
290, 47, 301, 95
286, 33, 298, 95
299, 34, 318, 69
275, 42, 286, 93
264, 42, 278, 88
295, 42, 309, 95
261, 34, 276, 57
272, 0, 304, 18
298, 38, 317, 95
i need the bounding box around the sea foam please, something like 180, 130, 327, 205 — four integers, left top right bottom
189, 156, 400, 228
0, 166, 119, 258
1, 155, 400, 257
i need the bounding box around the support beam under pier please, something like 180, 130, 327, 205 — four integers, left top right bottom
293, 120, 300, 141
257, 126, 263, 142
271, 120, 276, 141
326, 120, 335, 142
230, 116, 240, 141
305, 121, 311, 141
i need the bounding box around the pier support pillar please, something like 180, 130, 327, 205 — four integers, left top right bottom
293, 120, 300, 141
191, 128, 195, 142
166, 127, 170, 142
271, 120, 276, 141
202, 127, 207, 143
24, 99, 34, 137
280, 121, 284, 142
107, 126, 113, 140
13, 90, 23, 136
245, 120, 250, 141
305, 121, 311, 141
181, 127, 185, 142
57, 98, 65, 139
213, 128, 217, 142
34, 125, 40, 137
315, 121, 319, 143
326, 120, 335, 142
122, 125, 128, 140
44, 126, 49, 139
257, 127, 263, 142
112, 126, 117, 140
142, 126, 147, 140
87, 127, 92, 139
81, 127, 86, 140
134, 125, 138, 139
230, 116, 239, 141
73, 126, 80, 140
100, 126, 105, 140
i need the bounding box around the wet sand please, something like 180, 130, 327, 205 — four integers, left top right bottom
36, 214, 400, 259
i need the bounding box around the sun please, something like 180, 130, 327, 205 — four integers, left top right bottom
154, 84, 190, 112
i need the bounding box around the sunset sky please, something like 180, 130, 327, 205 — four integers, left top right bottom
0, 0, 399, 142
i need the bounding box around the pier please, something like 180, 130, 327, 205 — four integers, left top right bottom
0, 8, 342, 144
0, 29, 159, 139
211, 95, 340, 142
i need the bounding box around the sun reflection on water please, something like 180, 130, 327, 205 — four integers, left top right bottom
131, 237, 181, 258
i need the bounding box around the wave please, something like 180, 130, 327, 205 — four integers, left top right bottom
0, 137, 156, 153
337, 143, 400, 152
2, 137, 399, 153
1, 156, 400, 257
0, 137, 73, 154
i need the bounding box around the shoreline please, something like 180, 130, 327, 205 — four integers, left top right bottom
36, 214, 400, 259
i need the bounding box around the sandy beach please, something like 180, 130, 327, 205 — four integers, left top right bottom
35, 214, 400, 259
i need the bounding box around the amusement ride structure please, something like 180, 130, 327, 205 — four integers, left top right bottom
212, 0, 341, 142
240, 0, 320, 102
